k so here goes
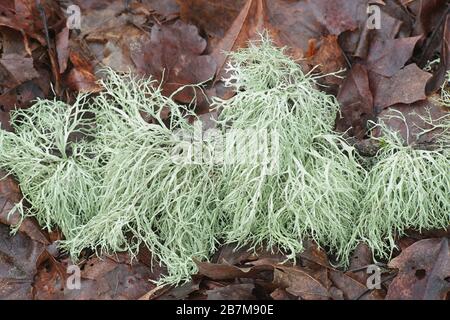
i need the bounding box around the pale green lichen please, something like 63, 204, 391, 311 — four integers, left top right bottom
61, 71, 223, 284
0, 33, 449, 285
213, 36, 364, 264
351, 112, 450, 260
0, 96, 101, 238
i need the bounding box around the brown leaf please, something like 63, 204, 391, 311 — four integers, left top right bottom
0, 27, 31, 58
270, 288, 296, 300
206, 283, 256, 300
131, 20, 216, 103
73, 0, 152, 74
34, 253, 161, 300
0, 75, 50, 112
144, 0, 180, 18
0, 11, 46, 45
299, 240, 330, 269
195, 259, 273, 281
213, 244, 254, 265
65, 51, 102, 93
387, 238, 450, 300
348, 243, 374, 285
0, 171, 49, 244
366, 36, 421, 77
210, 0, 265, 81
152, 281, 201, 300
330, 270, 385, 300
0, 54, 39, 87
0, 112, 11, 131
378, 97, 449, 145
177, 0, 246, 40
371, 63, 432, 109
408, 0, 448, 37
336, 63, 374, 138
56, 27, 70, 74
266, 0, 366, 52
205, 0, 369, 82
307, 35, 346, 88
273, 265, 330, 300
0, 223, 46, 299
340, 3, 404, 59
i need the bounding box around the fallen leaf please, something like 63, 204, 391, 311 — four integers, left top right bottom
206, 283, 256, 300
330, 270, 385, 300
0, 171, 49, 244
131, 20, 217, 103
72, 0, 151, 74
0, 54, 39, 87
340, 3, 404, 59
206, 0, 370, 82
153, 280, 200, 300
371, 63, 432, 109
365, 36, 421, 77
0, 75, 50, 112
0, 223, 46, 299
377, 96, 449, 145
336, 63, 374, 138
348, 243, 374, 284
270, 288, 296, 300
34, 253, 161, 300
0, 6, 46, 45
386, 238, 450, 300
195, 259, 273, 281
213, 243, 254, 265
209, 0, 265, 81
0, 112, 11, 131
408, 0, 448, 37
177, 0, 246, 41
56, 27, 70, 74
138, 0, 179, 18
65, 51, 102, 93
273, 265, 329, 300
299, 239, 331, 270
307, 35, 347, 88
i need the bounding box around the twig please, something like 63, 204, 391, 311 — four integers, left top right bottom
36, 0, 61, 95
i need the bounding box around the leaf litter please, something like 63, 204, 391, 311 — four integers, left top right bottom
0, 0, 449, 300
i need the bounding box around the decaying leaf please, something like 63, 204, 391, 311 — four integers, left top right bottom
177, 0, 247, 41
387, 238, 450, 300
34, 253, 162, 300
307, 35, 347, 88
131, 20, 217, 103
0, 0, 449, 301
365, 36, 421, 77
330, 270, 385, 300
0, 223, 46, 299
378, 97, 449, 145
0, 54, 39, 87
0, 172, 49, 244
336, 64, 374, 138
273, 265, 330, 300
195, 259, 274, 281
206, 283, 256, 300
65, 51, 102, 93
371, 64, 432, 109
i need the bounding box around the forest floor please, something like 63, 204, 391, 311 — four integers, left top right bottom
0, 0, 449, 300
